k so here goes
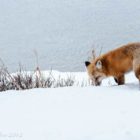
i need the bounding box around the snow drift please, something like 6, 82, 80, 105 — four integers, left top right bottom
0, 71, 139, 140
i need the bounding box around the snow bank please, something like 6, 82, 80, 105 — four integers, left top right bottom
0, 71, 139, 140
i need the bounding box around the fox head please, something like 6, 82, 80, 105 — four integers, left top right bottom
85, 59, 107, 86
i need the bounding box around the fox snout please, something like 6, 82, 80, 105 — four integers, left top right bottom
95, 81, 101, 86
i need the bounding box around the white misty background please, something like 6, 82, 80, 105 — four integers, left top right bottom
0, 0, 140, 72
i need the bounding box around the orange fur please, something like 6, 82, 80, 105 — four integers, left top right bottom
85, 42, 140, 86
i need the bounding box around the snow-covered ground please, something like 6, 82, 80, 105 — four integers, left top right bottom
0, 71, 140, 140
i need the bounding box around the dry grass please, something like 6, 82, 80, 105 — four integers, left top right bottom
0, 64, 86, 92
0, 51, 90, 92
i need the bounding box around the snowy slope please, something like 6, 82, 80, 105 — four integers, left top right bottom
0, 72, 139, 140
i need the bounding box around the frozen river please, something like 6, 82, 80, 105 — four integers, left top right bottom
0, 0, 140, 72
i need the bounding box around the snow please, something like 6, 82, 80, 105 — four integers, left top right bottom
0, 71, 140, 140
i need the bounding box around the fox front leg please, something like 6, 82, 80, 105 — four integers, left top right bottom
114, 75, 125, 85
114, 77, 118, 84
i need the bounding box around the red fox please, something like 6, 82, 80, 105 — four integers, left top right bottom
85, 42, 140, 86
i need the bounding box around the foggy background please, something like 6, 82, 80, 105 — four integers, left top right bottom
0, 0, 140, 72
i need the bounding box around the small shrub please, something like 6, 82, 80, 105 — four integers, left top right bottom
0, 59, 89, 92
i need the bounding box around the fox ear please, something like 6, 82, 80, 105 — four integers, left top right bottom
96, 60, 102, 69
85, 61, 90, 67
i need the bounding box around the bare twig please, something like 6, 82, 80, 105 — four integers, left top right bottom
33, 49, 39, 68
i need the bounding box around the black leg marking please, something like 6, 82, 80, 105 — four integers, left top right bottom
114, 78, 118, 84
